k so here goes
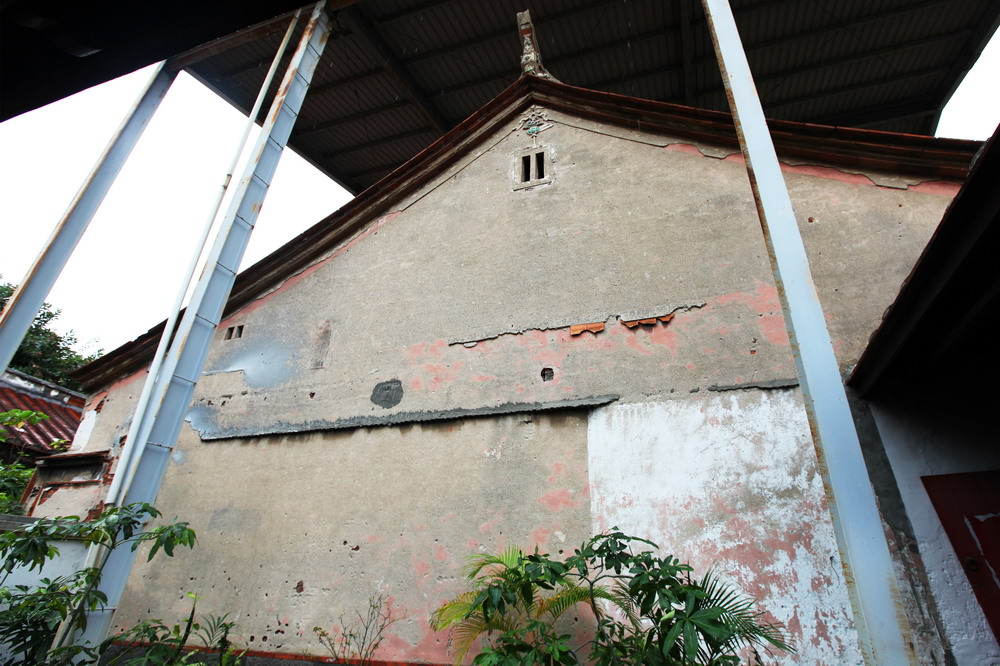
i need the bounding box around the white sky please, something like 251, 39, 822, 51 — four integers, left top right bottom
1, 33, 998, 357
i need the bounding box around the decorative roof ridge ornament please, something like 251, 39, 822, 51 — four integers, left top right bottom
517, 9, 560, 82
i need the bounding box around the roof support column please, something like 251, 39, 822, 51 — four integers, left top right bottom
72, 1, 333, 647
699, 1, 913, 663
0, 65, 176, 373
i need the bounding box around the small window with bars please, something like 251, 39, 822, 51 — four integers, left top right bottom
514, 147, 551, 190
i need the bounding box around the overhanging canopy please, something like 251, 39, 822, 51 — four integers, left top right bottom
3, 0, 998, 194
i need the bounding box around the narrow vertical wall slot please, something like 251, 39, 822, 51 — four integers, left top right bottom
514, 147, 552, 190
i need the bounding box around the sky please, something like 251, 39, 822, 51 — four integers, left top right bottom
1, 33, 998, 358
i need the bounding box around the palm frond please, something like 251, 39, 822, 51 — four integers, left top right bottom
447, 610, 521, 665
462, 547, 524, 581
429, 590, 481, 630
533, 583, 597, 620
535, 583, 636, 625
698, 570, 794, 655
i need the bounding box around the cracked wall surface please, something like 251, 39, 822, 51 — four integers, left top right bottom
73, 104, 963, 663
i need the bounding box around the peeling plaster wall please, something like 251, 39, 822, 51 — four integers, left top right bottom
588, 392, 864, 663
184, 109, 955, 441
115, 412, 593, 662
26, 372, 147, 518
870, 387, 1000, 665
84, 105, 963, 663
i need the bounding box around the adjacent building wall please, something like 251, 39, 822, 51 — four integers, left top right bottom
870, 386, 1000, 666
76, 105, 960, 663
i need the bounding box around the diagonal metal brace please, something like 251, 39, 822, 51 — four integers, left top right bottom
74, 1, 333, 647
699, 1, 913, 663
0, 65, 176, 373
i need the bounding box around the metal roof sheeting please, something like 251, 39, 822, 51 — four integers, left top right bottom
5, 0, 996, 191
172, 0, 1000, 193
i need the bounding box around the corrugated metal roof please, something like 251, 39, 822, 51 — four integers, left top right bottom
171, 0, 1000, 193
2, 0, 997, 191
0, 371, 84, 456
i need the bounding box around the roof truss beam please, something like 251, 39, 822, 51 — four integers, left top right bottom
338, 6, 449, 134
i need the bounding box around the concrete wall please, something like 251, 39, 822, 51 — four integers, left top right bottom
870, 387, 1000, 666
588, 393, 862, 663
78, 104, 961, 663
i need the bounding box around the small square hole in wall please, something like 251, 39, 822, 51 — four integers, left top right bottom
514, 147, 552, 190
224, 325, 244, 340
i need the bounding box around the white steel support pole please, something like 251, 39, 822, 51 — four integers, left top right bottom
102, 9, 302, 512
75, 2, 332, 647
51, 13, 302, 653
699, 1, 912, 663
0, 65, 176, 372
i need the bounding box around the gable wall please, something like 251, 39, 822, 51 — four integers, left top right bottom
79, 106, 960, 663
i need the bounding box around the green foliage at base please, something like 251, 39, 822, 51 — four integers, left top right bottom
431, 529, 794, 666
109, 593, 244, 666
0, 503, 196, 665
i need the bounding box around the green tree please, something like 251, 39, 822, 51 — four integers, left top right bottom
0, 282, 100, 391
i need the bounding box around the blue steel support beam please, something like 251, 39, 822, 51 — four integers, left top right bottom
698, 1, 913, 663
0, 65, 176, 373
75, 2, 332, 646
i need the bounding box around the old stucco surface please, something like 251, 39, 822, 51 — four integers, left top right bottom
872, 387, 1000, 666
178, 109, 954, 441
80, 104, 961, 663
588, 392, 863, 663
116, 412, 592, 661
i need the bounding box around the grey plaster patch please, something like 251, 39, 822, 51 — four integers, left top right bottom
707, 378, 799, 392
194, 395, 620, 441
681, 142, 737, 159
448, 313, 612, 345
449, 302, 705, 346
202, 346, 296, 388
370, 379, 403, 409
617, 301, 705, 323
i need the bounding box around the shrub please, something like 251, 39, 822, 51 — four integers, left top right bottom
431, 529, 793, 665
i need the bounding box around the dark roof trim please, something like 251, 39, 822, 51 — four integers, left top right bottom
849, 127, 999, 395
73, 75, 981, 393
35, 449, 112, 466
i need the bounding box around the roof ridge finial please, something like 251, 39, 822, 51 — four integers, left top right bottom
517, 9, 559, 82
